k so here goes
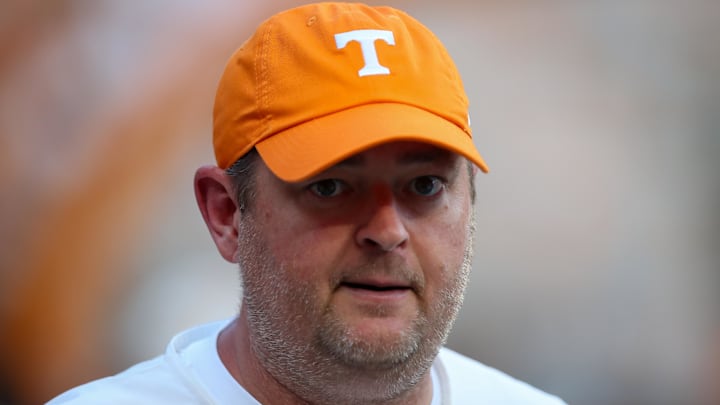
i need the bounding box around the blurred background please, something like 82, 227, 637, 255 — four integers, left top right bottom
1, 0, 718, 404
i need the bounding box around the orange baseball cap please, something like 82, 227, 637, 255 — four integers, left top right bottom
213, 2, 489, 182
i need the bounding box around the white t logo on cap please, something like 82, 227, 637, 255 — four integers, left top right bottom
334, 29, 395, 77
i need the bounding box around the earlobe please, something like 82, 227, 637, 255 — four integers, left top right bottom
194, 165, 240, 263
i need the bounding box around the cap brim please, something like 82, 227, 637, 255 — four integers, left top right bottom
256, 103, 489, 182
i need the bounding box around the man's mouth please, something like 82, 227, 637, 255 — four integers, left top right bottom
341, 282, 412, 292
335, 275, 418, 308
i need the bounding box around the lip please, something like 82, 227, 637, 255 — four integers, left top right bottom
341, 275, 413, 290
337, 277, 414, 303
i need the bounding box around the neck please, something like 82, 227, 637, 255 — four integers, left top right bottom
217, 311, 434, 405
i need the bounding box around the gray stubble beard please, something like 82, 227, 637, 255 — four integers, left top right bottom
236, 214, 475, 405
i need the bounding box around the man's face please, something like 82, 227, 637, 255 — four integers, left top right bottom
236, 141, 475, 403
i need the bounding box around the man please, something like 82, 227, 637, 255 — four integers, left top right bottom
49, 3, 566, 404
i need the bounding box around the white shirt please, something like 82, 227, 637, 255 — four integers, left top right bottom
48, 319, 566, 404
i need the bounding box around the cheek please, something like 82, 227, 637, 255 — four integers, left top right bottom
257, 207, 353, 279
415, 230, 466, 278
413, 204, 471, 285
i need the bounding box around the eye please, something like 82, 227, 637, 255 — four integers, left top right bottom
308, 179, 347, 198
409, 176, 444, 196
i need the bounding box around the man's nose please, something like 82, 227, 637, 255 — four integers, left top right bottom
354, 187, 409, 252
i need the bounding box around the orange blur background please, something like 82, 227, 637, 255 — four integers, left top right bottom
1, 1, 718, 404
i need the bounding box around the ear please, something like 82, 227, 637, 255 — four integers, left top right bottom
194, 165, 240, 263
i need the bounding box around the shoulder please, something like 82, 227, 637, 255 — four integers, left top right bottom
46, 320, 231, 405
436, 347, 567, 404
46, 356, 202, 404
